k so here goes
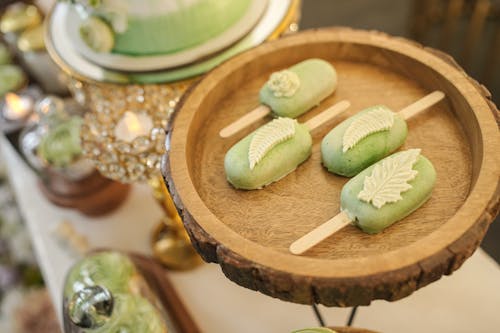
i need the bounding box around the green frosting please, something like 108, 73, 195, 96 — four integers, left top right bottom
0, 65, 25, 96
89, 294, 167, 333
38, 117, 83, 168
64, 251, 136, 297
260, 58, 337, 118
111, 0, 251, 55
321, 108, 408, 177
341, 153, 436, 234
0, 44, 11, 65
225, 123, 312, 190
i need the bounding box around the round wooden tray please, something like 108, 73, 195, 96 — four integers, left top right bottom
162, 28, 499, 306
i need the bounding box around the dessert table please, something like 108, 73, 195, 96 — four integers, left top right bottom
0, 0, 497, 332
1, 133, 500, 332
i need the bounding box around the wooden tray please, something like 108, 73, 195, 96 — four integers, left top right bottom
162, 28, 499, 307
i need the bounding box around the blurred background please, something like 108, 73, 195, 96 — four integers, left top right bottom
302, 0, 499, 105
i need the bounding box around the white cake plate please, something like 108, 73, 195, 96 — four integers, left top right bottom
46, 0, 294, 84
69, 0, 269, 72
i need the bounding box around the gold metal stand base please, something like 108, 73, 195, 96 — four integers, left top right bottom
148, 175, 202, 270
151, 219, 202, 270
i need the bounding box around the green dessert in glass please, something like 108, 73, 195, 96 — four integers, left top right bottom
38, 117, 83, 168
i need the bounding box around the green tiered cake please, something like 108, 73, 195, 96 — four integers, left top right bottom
69, 0, 255, 56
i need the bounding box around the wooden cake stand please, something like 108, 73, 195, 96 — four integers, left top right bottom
162, 28, 499, 307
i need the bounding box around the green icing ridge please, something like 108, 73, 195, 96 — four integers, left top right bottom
112, 0, 251, 56
128, 36, 252, 83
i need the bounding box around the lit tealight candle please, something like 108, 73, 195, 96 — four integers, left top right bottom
114, 111, 153, 142
3, 92, 33, 120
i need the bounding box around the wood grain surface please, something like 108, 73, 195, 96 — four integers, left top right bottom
162, 28, 500, 306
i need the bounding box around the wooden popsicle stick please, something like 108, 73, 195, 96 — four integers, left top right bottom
219, 105, 271, 138
398, 90, 445, 120
290, 92, 445, 256
289, 210, 352, 255
304, 100, 351, 132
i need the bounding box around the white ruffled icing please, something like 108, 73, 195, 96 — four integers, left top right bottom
248, 118, 296, 169
342, 106, 394, 153
358, 149, 420, 209
266, 70, 300, 98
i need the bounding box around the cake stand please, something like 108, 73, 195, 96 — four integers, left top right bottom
45, 0, 302, 270
162, 28, 499, 306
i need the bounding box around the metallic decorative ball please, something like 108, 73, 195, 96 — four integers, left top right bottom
68, 285, 114, 329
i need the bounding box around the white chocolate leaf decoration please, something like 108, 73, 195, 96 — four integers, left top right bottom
358, 149, 421, 209
267, 70, 300, 98
248, 118, 296, 169
342, 106, 395, 152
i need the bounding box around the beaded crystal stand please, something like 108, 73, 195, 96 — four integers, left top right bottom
77, 80, 195, 183
75, 78, 203, 270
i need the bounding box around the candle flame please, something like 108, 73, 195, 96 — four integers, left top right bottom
124, 111, 143, 134
115, 111, 152, 142
5, 93, 26, 116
